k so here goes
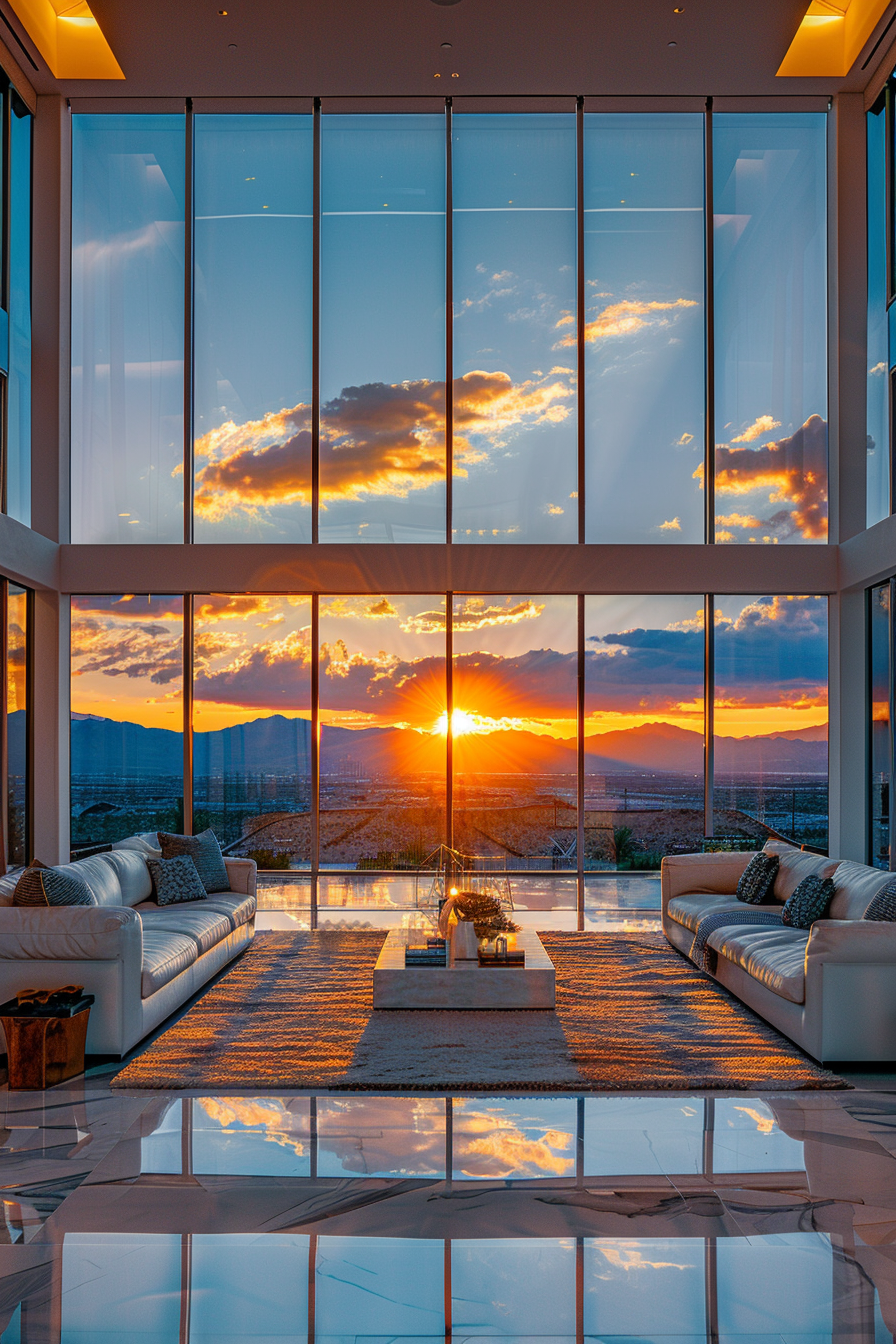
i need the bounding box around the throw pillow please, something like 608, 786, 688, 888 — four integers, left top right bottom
781, 874, 836, 929
736, 852, 779, 904
864, 877, 896, 921
13, 861, 97, 908
157, 828, 229, 894
147, 855, 208, 906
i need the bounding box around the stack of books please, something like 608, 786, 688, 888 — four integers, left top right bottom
404, 938, 447, 967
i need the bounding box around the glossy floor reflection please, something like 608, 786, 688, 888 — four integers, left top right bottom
1, 1081, 896, 1340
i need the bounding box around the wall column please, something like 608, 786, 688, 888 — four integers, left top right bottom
29, 95, 71, 862
829, 93, 868, 860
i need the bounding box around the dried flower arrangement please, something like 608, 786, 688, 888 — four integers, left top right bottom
452, 890, 520, 939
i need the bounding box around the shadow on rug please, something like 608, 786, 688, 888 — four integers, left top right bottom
112, 930, 845, 1091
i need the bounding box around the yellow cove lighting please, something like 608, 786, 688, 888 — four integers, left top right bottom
778, 0, 892, 77
7, 0, 124, 79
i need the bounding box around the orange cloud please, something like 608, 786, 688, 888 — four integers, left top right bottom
556, 297, 698, 348
71, 614, 182, 687
401, 598, 545, 635
192, 372, 573, 521
731, 414, 781, 444
695, 415, 828, 541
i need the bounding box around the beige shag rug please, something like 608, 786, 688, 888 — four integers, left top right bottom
112, 930, 845, 1092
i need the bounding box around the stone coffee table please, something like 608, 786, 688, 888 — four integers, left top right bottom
373, 927, 555, 1009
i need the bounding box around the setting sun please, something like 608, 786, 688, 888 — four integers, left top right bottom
435, 708, 480, 737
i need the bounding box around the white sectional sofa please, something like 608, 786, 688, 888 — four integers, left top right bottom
0, 843, 256, 1057
662, 841, 896, 1064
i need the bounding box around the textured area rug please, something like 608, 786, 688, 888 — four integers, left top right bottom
112, 931, 845, 1091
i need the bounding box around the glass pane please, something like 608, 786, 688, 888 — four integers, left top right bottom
452, 1097, 576, 1180
319, 115, 446, 541
317, 1096, 446, 1178
6, 584, 27, 868
716, 1233, 833, 1336
190, 1235, 308, 1344
315, 1237, 444, 1338
713, 595, 828, 850
192, 595, 312, 859
61, 1234, 181, 1344
71, 115, 185, 543
583, 1096, 704, 1176
584, 1238, 705, 1339
319, 595, 446, 868
868, 103, 889, 528
193, 114, 313, 542
70, 596, 184, 850
712, 1098, 805, 1173
451, 1239, 576, 1338
870, 582, 891, 869
713, 113, 827, 544
584, 113, 705, 543
7, 100, 31, 528
452, 595, 577, 869
452, 113, 577, 542
584, 596, 704, 869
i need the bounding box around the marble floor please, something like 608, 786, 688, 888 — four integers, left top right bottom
1, 1068, 896, 1341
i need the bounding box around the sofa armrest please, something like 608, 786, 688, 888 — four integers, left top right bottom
806, 919, 896, 963
661, 851, 756, 912
224, 858, 257, 898
0, 906, 142, 961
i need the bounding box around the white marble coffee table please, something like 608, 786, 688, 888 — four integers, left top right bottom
373, 928, 555, 1009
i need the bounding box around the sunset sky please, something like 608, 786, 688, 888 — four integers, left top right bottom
70, 591, 827, 742
72, 111, 827, 546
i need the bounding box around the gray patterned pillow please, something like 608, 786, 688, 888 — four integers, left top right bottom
864, 877, 896, 921
782, 874, 835, 929
157, 829, 229, 894
736, 852, 779, 904
13, 860, 97, 907
147, 855, 208, 906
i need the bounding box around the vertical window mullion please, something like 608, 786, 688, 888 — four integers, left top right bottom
577, 592, 584, 930
311, 591, 320, 926
704, 97, 715, 547
576, 98, 585, 545
704, 592, 715, 840
183, 595, 193, 836
311, 99, 321, 545
0, 578, 8, 870
183, 99, 194, 546
446, 591, 453, 851
446, 98, 453, 545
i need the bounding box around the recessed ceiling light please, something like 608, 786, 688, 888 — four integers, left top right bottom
218, 8, 227, 13
430, 0, 463, 6
668, 40, 677, 46
441, 41, 452, 48
228, 42, 237, 49
673, 6, 684, 11
451, 71, 459, 77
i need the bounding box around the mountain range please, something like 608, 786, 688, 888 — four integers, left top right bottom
66, 712, 828, 777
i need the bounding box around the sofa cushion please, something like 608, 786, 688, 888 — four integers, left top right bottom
112, 832, 162, 859
158, 829, 229, 894
666, 893, 750, 933
0, 871, 19, 907
832, 860, 896, 921
95, 849, 153, 908
53, 854, 124, 907
707, 925, 810, 1004
782, 874, 835, 929
13, 861, 97, 908
763, 842, 839, 902
148, 855, 208, 907
141, 929, 198, 998
864, 876, 896, 922
200, 893, 256, 932
137, 903, 232, 956
736, 852, 779, 904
